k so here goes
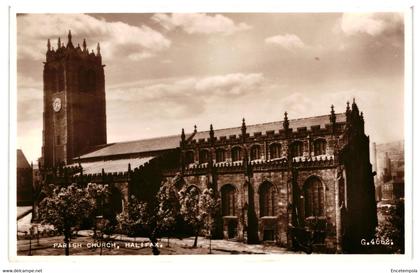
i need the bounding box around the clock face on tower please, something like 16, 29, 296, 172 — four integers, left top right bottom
52, 97, 62, 112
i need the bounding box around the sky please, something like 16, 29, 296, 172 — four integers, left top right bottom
16, 13, 405, 163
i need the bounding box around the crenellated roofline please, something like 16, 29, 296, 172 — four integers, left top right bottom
45, 30, 102, 64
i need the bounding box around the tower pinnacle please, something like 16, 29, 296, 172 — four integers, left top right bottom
283, 111, 289, 131
209, 124, 214, 140
181, 128, 185, 143
330, 104, 336, 123
241, 118, 246, 135
82, 38, 87, 52
352, 98, 359, 115
67, 30, 74, 48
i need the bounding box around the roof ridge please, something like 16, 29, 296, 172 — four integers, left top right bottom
106, 133, 183, 145
95, 113, 346, 146
78, 112, 346, 159
17, 149, 31, 169
194, 112, 346, 134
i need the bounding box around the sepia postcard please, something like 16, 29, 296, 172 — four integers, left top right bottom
4, 1, 417, 273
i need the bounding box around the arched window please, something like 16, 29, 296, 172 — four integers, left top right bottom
304, 177, 325, 218
269, 143, 282, 159
216, 148, 226, 163
57, 66, 65, 92
221, 184, 236, 216
314, 139, 327, 156
87, 70, 96, 91
78, 69, 88, 92
231, 146, 242, 162
250, 145, 261, 160
46, 68, 58, 92
291, 141, 303, 157
185, 150, 194, 164
259, 182, 276, 216
199, 149, 210, 163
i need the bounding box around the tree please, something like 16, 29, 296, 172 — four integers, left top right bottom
85, 183, 116, 238
116, 195, 160, 255
155, 179, 180, 247
117, 195, 149, 237
179, 186, 220, 248
38, 183, 96, 256
179, 186, 203, 247
375, 200, 405, 253
199, 188, 220, 253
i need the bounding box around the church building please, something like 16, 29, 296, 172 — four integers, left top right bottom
39, 32, 377, 253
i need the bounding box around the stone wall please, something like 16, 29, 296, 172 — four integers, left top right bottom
180, 165, 339, 251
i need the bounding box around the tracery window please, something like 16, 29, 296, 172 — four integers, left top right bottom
269, 143, 282, 159
259, 182, 276, 216
199, 149, 210, 163
231, 146, 242, 162
185, 150, 194, 164
57, 66, 65, 92
221, 184, 236, 216
314, 139, 327, 156
216, 148, 226, 163
304, 177, 325, 217
250, 145, 261, 160
291, 141, 303, 157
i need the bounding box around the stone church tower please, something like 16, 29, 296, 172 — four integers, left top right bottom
41, 31, 107, 168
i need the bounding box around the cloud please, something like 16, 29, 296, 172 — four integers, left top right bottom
274, 88, 403, 145
17, 88, 42, 134
109, 73, 264, 100
278, 93, 315, 116
128, 52, 154, 61
17, 74, 43, 123
151, 13, 251, 35
195, 73, 263, 95
104, 72, 265, 144
17, 74, 42, 89
107, 73, 264, 119
271, 90, 378, 121
265, 34, 305, 50
340, 13, 403, 36
17, 14, 171, 61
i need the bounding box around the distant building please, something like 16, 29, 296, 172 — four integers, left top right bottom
381, 151, 404, 201
382, 180, 404, 201
372, 141, 404, 202
39, 32, 378, 253
32, 163, 42, 193
17, 149, 33, 206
